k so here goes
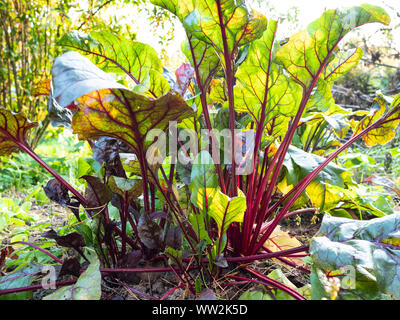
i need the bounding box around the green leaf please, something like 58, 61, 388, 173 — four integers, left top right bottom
283, 145, 350, 188
108, 176, 143, 201
189, 151, 219, 207
181, 36, 221, 89
281, 145, 350, 211
58, 31, 163, 85
196, 188, 246, 235
234, 20, 302, 124
276, 5, 390, 88
43, 252, 101, 300
150, 0, 194, 22
0, 265, 41, 300
310, 213, 400, 300
239, 290, 273, 300
0, 108, 38, 156
323, 48, 364, 83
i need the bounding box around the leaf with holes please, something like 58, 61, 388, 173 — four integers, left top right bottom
51, 51, 194, 155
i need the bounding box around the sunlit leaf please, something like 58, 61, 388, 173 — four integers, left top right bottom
196, 188, 246, 235
353, 94, 400, 146
0, 108, 37, 156
108, 176, 143, 201
51, 51, 194, 155
181, 36, 221, 89
264, 226, 306, 266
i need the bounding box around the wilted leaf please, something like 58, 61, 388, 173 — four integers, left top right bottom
43, 253, 101, 300
0, 108, 38, 156
197, 288, 217, 300
310, 213, 400, 299
42, 230, 85, 250
116, 250, 142, 283
137, 213, 164, 250
174, 63, 194, 96
43, 179, 70, 207
214, 254, 228, 268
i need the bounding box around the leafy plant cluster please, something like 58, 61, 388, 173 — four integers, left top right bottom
1, 0, 400, 300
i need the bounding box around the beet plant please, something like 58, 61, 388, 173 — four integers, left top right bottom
1, 1, 400, 300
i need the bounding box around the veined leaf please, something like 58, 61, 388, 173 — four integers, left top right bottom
310, 213, 400, 300
43, 253, 101, 300
281, 146, 351, 211
276, 5, 390, 88
182, 0, 267, 57
323, 48, 364, 83
234, 20, 302, 124
196, 188, 246, 235
108, 176, 143, 201
0, 108, 37, 156
58, 31, 163, 86
51, 51, 194, 154
150, 0, 194, 22
354, 93, 400, 146
181, 36, 221, 89
283, 145, 350, 188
